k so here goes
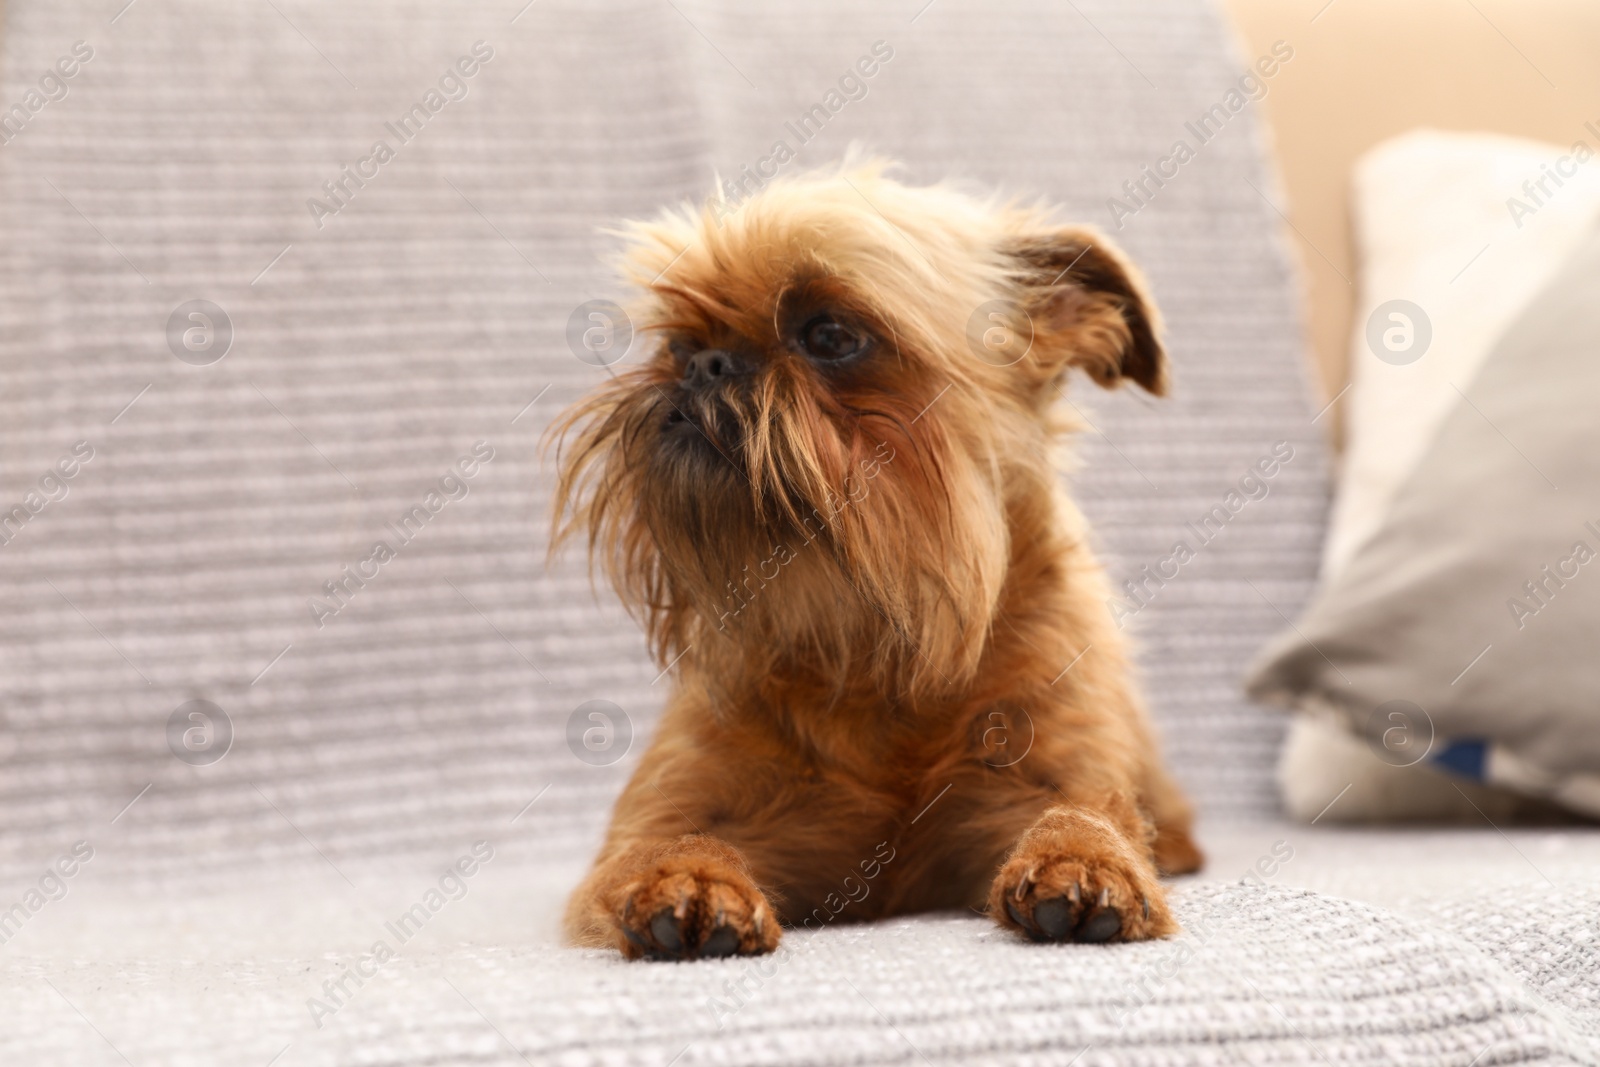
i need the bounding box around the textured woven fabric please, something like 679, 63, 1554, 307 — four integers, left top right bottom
6, 830, 1600, 1065
0, 0, 1325, 891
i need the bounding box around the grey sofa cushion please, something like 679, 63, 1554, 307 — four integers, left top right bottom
1248, 224, 1600, 816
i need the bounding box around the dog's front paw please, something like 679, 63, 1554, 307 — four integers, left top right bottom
989, 814, 1177, 943
610, 850, 780, 961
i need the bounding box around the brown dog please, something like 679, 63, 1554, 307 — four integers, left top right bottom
551, 162, 1202, 961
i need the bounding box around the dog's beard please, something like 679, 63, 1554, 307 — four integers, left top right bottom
551, 364, 1008, 700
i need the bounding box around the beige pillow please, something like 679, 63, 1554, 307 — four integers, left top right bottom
1254, 130, 1600, 821
1326, 129, 1600, 579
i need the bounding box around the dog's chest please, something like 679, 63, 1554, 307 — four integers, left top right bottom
708, 718, 1026, 923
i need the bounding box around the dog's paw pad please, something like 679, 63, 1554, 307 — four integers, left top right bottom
1076, 908, 1122, 943
649, 907, 686, 952
1032, 897, 1074, 939
700, 925, 740, 958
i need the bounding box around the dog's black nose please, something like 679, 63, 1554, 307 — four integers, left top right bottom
680, 348, 746, 392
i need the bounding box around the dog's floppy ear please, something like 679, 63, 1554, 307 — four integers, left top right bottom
1003, 226, 1167, 396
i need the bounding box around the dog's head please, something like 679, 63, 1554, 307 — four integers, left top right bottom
550, 162, 1165, 697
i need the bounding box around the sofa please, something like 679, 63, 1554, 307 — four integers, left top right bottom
1, 1, 1596, 1063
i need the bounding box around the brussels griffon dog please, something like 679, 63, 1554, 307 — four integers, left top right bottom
551, 162, 1202, 961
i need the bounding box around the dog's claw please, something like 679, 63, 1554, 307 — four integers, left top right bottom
1142, 896, 1150, 921
1067, 883, 1081, 904
1098, 887, 1110, 908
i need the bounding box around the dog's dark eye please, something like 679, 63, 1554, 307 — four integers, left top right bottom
800, 315, 866, 361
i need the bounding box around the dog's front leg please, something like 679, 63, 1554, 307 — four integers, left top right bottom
987, 791, 1177, 943
565, 832, 781, 960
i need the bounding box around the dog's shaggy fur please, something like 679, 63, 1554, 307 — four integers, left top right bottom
550, 162, 1202, 960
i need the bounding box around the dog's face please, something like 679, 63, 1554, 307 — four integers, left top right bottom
552, 164, 1165, 696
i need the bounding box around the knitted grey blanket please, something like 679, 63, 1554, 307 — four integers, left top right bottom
9, 1, 1582, 1064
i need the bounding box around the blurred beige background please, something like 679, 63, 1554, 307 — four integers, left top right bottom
1222, 0, 1600, 448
